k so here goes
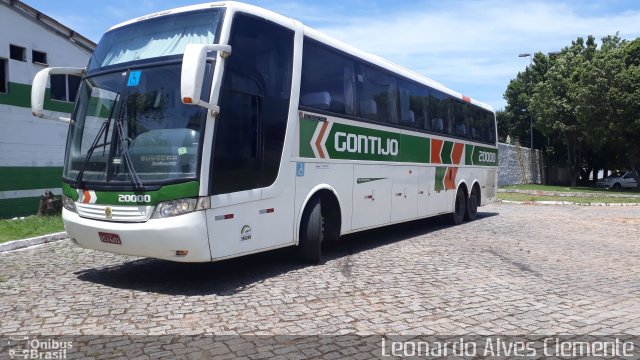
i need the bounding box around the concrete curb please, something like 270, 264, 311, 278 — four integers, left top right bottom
499, 200, 640, 206
0, 231, 68, 253
498, 189, 640, 199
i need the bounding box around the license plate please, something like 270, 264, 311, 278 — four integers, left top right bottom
98, 232, 122, 245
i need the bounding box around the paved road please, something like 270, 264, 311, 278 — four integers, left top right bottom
2, 203, 640, 338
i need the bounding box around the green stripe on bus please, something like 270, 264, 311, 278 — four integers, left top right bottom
326, 122, 400, 161
467, 145, 499, 166
441, 141, 453, 164
0, 197, 42, 219
435, 167, 446, 192
299, 112, 497, 166
0, 167, 63, 192
356, 177, 386, 184
399, 134, 430, 163
465, 144, 474, 165
0, 82, 73, 113
299, 117, 316, 158
63, 181, 200, 205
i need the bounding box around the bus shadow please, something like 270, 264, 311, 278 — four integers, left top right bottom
75, 212, 499, 296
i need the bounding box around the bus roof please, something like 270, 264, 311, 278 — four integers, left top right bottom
108, 1, 495, 114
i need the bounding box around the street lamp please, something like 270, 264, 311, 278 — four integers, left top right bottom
518, 53, 534, 183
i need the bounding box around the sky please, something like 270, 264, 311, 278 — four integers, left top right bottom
24, 0, 640, 110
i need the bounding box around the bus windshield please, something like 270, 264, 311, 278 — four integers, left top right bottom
88, 8, 223, 72
64, 62, 212, 186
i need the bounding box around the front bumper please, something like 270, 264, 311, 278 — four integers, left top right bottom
63, 208, 212, 262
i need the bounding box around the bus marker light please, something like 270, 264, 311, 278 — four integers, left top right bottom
259, 208, 275, 214
183, 97, 193, 104
176, 250, 189, 256
215, 214, 234, 221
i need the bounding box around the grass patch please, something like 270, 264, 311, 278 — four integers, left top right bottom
500, 184, 639, 194
0, 275, 5, 283
0, 215, 64, 243
498, 192, 640, 204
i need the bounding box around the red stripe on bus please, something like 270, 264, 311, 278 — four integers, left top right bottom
315, 121, 329, 158
452, 143, 464, 165
431, 139, 443, 164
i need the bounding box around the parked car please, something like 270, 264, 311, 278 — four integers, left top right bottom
596, 170, 638, 189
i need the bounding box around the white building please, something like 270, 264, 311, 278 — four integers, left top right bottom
0, 0, 94, 218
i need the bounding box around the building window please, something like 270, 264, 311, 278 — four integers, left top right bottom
9, 45, 26, 62
32, 50, 47, 65
0, 58, 7, 93
50, 74, 82, 102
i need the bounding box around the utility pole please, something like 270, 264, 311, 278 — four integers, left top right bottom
518, 53, 534, 183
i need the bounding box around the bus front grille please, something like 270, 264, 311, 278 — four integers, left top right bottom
75, 203, 153, 222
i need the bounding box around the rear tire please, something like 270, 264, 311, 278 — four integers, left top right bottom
465, 186, 479, 221
450, 188, 466, 225
298, 197, 323, 264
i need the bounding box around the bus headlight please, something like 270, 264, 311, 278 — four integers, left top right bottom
62, 195, 77, 213
152, 197, 210, 218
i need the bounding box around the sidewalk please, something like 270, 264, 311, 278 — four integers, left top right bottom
498, 188, 640, 199
0, 231, 67, 252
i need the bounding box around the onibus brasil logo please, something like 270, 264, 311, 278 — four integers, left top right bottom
8, 337, 72, 359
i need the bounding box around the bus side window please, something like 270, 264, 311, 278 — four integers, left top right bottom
398, 79, 427, 129
453, 101, 466, 137
300, 40, 356, 116
357, 65, 398, 124
427, 89, 452, 135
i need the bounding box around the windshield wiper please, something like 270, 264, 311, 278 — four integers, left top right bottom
114, 96, 145, 191
74, 93, 120, 189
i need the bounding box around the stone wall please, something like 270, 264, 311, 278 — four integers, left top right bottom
498, 143, 544, 186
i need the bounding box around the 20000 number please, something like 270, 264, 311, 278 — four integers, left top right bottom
118, 194, 151, 203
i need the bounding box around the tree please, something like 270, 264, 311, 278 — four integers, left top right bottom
611, 38, 640, 187
504, 34, 640, 186
529, 37, 596, 186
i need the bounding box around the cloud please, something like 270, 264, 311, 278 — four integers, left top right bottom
275, 0, 640, 109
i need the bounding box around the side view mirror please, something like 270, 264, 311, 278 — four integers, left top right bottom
180, 44, 232, 114
32, 67, 85, 122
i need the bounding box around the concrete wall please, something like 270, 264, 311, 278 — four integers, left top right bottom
498, 143, 544, 186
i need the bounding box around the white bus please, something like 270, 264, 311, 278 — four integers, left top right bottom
31, 1, 497, 263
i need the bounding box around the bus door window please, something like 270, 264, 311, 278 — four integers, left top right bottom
211, 13, 294, 195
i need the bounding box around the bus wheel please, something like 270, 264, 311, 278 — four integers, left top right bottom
465, 187, 479, 221
298, 197, 323, 264
449, 188, 466, 225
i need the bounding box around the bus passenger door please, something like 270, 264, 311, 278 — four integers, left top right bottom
207, 13, 295, 260
391, 166, 418, 222
351, 165, 391, 230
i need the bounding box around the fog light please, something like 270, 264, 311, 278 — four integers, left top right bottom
176, 250, 189, 256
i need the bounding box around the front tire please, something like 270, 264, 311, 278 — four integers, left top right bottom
298, 197, 323, 264
465, 186, 479, 221
450, 188, 466, 225
612, 183, 622, 190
